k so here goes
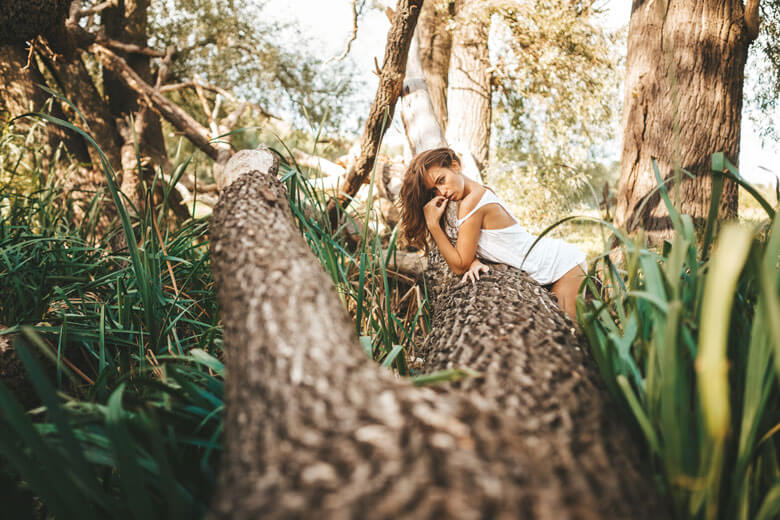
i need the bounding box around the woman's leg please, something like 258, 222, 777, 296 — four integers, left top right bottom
551, 265, 586, 322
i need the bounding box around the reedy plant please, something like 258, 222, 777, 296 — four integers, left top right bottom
279, 143, 429, 374
577, 154, 780, 520
0, 114, 223, 519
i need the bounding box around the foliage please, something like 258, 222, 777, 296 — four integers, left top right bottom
488, 0, 622, 213
0, 120, 222, 519
745, 0, 780, 141
281, 146, 429, 373
148, 0, 358, 132
0, 115, 428, 516
577, 155, 780, 520
485, 158, 618, 230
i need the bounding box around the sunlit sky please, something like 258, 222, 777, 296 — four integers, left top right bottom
265, 0, 779, 185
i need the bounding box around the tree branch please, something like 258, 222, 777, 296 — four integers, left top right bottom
326, 0, 423, 222
96, 36, 167, 57
155, 46, 175, 89
91, 44, 219, 160
159, 80, 279, 120
67, 0, 118, 24
220, 101, 248, 132
324, 0, 365, 64
79, 0, 118, 18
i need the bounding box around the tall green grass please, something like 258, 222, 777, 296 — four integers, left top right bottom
578, 154, 780, 520
280, 143, 429, 374
1, 116, 223, 518
8, 98, 776, 520
0, 109, 429, 517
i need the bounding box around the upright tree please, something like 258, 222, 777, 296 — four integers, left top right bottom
101, 0, 170, 209
404, 0, 621, 217
615, 0, 761, 239
444, 0, 492, 172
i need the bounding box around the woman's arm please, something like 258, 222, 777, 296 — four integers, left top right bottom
424, 196, 483, 275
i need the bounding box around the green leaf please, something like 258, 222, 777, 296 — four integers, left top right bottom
359, 335, 373, 359
381, 344, 404, 368
188, 348, 224, 377
411, 368, 481, 386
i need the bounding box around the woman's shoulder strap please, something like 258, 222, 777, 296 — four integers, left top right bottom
457, 188, 495, 223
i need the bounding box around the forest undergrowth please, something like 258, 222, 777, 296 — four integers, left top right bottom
575, 156, 780, 520
0, 116, 779, 519
0, 115, 431, 518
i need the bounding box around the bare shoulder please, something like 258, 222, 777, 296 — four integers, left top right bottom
457, 186, 487, 220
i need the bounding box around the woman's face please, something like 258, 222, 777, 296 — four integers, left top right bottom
423, 163, 465, 202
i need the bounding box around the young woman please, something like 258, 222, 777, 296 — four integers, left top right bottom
399, 147, 586, 321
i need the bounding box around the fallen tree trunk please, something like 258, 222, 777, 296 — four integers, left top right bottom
208, 146, 667, 518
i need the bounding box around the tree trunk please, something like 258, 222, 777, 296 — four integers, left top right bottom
445, 0, 491, 174
0, 44, 49, 124
400, 27, 480, 182
0, 0, 70, 42
102, 0, 169, 213
0, 42, 90, 163
208, 146, 667, 518
0, 5, 124, 234
615, 0, 756, 240
399, 27, 448, 155
416, 0, 452, 132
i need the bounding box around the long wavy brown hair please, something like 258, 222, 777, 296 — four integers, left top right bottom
399, 147, 461, 251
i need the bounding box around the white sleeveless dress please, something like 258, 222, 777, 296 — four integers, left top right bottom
456, 189, 586, 285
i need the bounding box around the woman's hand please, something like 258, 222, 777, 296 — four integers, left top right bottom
461, 258, 489, 284
423, 196, 448, 230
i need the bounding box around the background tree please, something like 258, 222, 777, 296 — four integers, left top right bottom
395, 0, 621, 222
148, 0, 357, 132
444, 0, 492, 173
744, 0, 780, 141
614, 0, 762, 240
0, 0, 359, 231
415, 0, 452, 132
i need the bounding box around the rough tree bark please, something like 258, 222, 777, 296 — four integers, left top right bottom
445, 0, 491, 173
208, 146, 667, 518
615, 0, 760, 240
0, 42, 89, 163
0, 0, 70, 42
